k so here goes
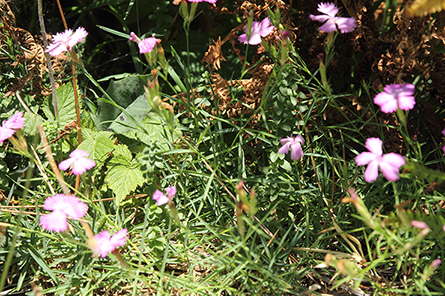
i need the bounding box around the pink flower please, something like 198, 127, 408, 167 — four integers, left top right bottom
239, 17, 274, 45
431, 259, 441, 269
442, 128, 445, 137
93, 229, 128, 258
59, 149, 96, 175
278, 135, 304, 161
138, 38, 157, 53
165, 186, 177, 198
374, 83, 415, 113
188, 0, 217, 3
128, 32, 157, 54
0, 112, 25, 144
356, 138, 405, 183
411, 220, 428, 229
46, 27, 88, 57
153, 186, 177, 206
310, 2, 357, 33
40, 194, 88, 232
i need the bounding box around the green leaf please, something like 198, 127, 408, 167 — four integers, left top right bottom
110, 144, 132, 165
23, 112, 43, 136
42, 82, 78, 126
78, 129, 114, 165
94, 75, 148, 130
105, 161, 145, 206
108, 92, 152, 134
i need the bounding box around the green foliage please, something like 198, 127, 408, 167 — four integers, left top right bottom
94, 75, 147, 130
402, 159, 445, 185
105, 144, 146, 205
2, 0, 445, 295
78, 129, 115, 165
43, 82, 78, 126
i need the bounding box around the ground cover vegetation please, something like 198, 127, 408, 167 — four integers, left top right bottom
1, 0, 445, 295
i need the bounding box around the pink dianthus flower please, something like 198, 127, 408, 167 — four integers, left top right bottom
374, 83, 416, 113
59, 149, 96, 175
0, 112, 25, 144
153, 186, 177, 206
278, 135, 304, 161
128, 32, 158, 54
93, 229, 128, 258
40, 194, 88, 232
239, 17, 274, 45
46, 27, 88, 57
310, 2, 357, 33
355, 138, 405, 183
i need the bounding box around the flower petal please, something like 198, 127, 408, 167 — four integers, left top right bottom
153, 190, 169, 206
278, 142, 290, 155
3, 112, 25, 130
374, 92, 398, 113
335, 17, 357, 33
397, 93, 416, 111
317, 2, 338, 17
258, 17, 274, 37
71, 158, 96, 175
42, 194, 66, 211
94, 230, 114, 258
411, 220, 428, 229
0, 127, 15, 144
40, 211, 68, 232
247, 34, 262, 45
67, 27, 88, 49
355, 151, 376, 166
290, 143, 304, 161
378, 161, 400, 182
58, 158, 75, 172
318, 19, 338, 33
382, 153, 405, 168
62, 195, 88, 219
138, 37, 157, 54
364, 160, 379, 182
166, 186, 177, 199
238, 33, 248, 44
309, 14, 330, 23
365, 138, 383, 155
69, 149, 90, 158
110, 228, 128, 248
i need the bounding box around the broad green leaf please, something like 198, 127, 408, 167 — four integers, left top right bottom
78, 130, 114, 165
134, 114, 181, 147
23, 112, 43, 135
105, 161, 145, 206
110, 144, 132, 165
108, 92, 152, 134
94, 75, 148, 130
43, 82, 78, 126
108, 93, 182, 149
